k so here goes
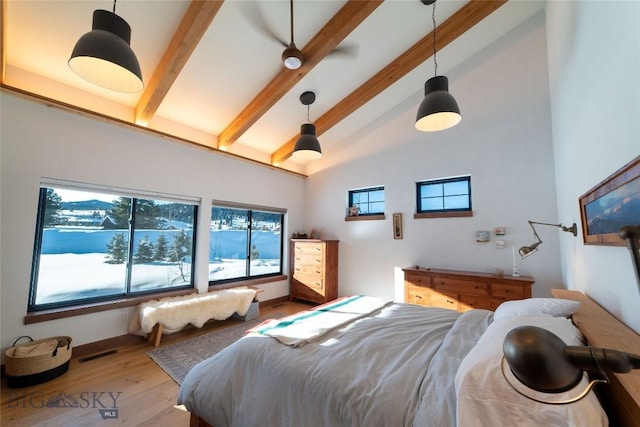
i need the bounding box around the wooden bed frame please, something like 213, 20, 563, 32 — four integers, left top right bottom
552, 289, 640, 427
189, 291, 640, 427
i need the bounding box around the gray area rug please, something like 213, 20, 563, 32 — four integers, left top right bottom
147, 314, 283, 385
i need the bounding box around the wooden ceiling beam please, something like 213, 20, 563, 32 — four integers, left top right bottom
134, 0, 224, 126
1, 0, 7, 83
217, 0, 383, 150
271, 0, 508, 166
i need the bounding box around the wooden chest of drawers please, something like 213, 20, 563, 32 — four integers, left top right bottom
290, 239, 339, 304
403, 267, 534, 312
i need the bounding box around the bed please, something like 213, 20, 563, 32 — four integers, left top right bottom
177, 293, 640, 427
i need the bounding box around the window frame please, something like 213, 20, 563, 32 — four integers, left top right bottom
28, 185, 198, 312
208, 202, 285, 287
415, 176, 472, 217
347, 186, 385, 217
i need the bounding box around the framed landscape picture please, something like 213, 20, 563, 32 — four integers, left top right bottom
393, 213, 403, 239
579, 155, 640, 246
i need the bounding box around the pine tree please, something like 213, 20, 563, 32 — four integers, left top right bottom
250, 243, 260, 260
43, 188, 63, 226
107, 198, 160, 229
154, 234, 169, 261
105, 233, 128, 264
134, 236, 155, 263
169, 230, 191, 262
135, 199, 160, 229
107, 197, 131, 229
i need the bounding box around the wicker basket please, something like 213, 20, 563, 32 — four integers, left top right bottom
5, 336, 72, 388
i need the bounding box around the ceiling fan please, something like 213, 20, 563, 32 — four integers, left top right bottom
244, 0, 356, 70
282, 0, 303, 69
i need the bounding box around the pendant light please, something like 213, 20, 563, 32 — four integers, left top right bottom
69, 0, 143, 93
415, 0, 461, 132
292, 91, 322, 160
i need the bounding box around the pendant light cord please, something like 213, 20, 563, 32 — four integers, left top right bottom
432, 1, 438, 77
306, 104, 310, 123
112, 0, 117, 13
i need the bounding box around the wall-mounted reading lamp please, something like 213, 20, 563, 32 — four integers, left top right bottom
502, 325, 640, 404
518, 220, 577, 259
502, 224, 640, 404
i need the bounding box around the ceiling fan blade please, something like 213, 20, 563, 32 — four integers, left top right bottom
326, 44, 359, 59
239, 2, 288, 47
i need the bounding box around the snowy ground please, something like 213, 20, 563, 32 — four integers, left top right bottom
35, 253, 280, 304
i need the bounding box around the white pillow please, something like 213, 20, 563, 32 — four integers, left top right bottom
494, 298, 580, 321
455, 314, 608, 427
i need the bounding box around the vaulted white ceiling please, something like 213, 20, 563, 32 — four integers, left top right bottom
1, 0, 545, 175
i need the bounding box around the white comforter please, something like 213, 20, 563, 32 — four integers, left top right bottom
178, 302, 493, 427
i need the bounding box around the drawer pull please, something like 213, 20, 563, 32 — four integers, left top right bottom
416, 295, 423, 299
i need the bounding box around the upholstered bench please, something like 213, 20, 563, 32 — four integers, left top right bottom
128, 287, 259, 346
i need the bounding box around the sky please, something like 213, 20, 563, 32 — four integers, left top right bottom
55, 189, 117, 203
54, 189, 177, 205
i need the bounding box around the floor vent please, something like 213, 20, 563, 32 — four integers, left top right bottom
78, 349, 118, 363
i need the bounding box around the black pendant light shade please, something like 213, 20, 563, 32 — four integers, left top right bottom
415, 0, 461, 132
293, 123, 322, 160
292, 91, 322, 160
69, 9, 143, 93
415, 75, 461, 132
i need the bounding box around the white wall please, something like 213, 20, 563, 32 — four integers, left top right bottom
305, 13, 566, 302
546, 0, 640, 333
0, 93, 306, 352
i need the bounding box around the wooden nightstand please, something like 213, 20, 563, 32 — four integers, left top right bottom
403, 267, 534, 312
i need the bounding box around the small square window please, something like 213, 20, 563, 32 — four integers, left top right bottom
348, 186, 385, 216
416, 176, 471, 214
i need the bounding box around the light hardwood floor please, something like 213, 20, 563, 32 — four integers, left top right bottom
1, 300, 311, 427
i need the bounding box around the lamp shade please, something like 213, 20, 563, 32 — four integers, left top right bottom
69, 9, 143, 93
518, 243, 540, 258
292, 123, 322, 160
415, 75, 461, 132
504, 326, 583, 393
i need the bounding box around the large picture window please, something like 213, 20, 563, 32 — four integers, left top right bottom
209, 203, 284, 285
29, 185, 198, 311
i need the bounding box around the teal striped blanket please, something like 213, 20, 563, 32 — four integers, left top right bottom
250, 295, 390, 347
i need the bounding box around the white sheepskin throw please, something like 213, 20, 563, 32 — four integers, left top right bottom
128, 287, 257, 336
